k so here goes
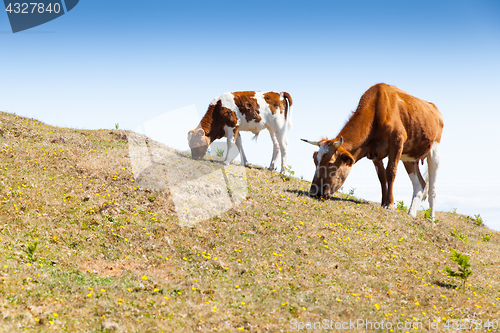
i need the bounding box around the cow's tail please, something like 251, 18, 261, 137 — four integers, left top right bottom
281, 92, 293, 131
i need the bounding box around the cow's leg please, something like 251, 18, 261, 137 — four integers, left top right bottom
416, 161, 427, 200
427, 142, 441, 219
223, 127, 237, 165
384, 137, 404, 209
267, 129, 280, 172
235, 132, 247, 167
275, 127, 289, 174
373, 159, 388, 207
417, 164, 426, 189
403, 161, 424, 218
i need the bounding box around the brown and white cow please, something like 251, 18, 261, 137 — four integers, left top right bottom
302, 83, 444, 218
188, 91, 293, 173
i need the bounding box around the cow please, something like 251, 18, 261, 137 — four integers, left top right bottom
188, 91, 293, 173
301, 83, 444, 219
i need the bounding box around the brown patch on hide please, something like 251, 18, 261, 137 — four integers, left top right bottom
264, 92, 293, 119
263, 92, 281, 115
232, 91, 262, 123
205, 100, 238, 143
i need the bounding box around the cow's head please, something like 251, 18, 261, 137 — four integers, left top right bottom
187, 128, 209, 160
301, 136, 354, 199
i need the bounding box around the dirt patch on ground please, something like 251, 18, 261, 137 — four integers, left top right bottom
79, 259, 140, 277
79, 259, 175, 280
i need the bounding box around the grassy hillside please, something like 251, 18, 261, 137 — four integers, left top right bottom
0, 111, 499, 332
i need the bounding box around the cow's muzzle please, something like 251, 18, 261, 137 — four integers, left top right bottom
309, 182, 331, 199
190, 146, 207, 160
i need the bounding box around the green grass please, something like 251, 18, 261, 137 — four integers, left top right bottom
445, 249, 472, 290
0, 111, 499, 332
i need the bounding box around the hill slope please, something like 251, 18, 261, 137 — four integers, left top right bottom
0, 111, 499, 332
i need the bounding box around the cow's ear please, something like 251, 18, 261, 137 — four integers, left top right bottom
341, 152, 354, 167
187, 130, 194, 140
196, 128, 205, 136
313, 151, 318, 166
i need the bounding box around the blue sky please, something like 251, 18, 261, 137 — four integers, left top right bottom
1, 1, 500, 229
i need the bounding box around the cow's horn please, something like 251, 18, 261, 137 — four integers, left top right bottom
333, 136, 344, 148
301, 138, 320, 146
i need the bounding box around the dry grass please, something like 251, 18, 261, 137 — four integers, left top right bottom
0, 111, 499, 332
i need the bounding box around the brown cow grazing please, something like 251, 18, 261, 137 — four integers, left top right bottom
188, 91, 293, 173
301, 83, 444, 218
